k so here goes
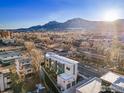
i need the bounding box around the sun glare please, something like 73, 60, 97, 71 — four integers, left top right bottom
103, 10, 120, 22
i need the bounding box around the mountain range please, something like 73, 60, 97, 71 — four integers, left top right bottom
5, 18, 124, 32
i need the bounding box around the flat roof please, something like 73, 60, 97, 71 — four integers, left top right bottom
76, 77, 101, 93
101, 71, 124, 93
101, 71, 121, 83
18, 58, 31, 64
0, 46, 23, 50
46, 52, 79, 65
0, 68, 10, 74
58, 73, 74, 80
110, 77, 124, 93
0, 51, 21, 60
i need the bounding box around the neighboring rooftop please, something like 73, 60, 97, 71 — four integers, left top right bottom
101, 71, 124, 93
110, 77, 124, 93
0, 51, 21, 61
76, 77, 101, 93
0, 46, 23, 51
17, 58, 31, 64
0, 68, 10, 74
101, 71, 121, 83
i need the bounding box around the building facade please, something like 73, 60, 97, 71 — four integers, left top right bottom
0, 51, 22, 66
0, 69, 11, 92
15, 58, 34, 79
43, 52, 79, 92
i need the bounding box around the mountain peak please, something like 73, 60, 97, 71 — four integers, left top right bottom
14, 18, 124, 32
65, 18, 89, 23
46, 21, 60, 25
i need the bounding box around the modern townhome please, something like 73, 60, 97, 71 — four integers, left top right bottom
15, 58, 34, 79
0, 51, 22, 66
43, 52, 79, 92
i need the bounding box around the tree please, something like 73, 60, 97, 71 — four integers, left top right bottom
10, 68, 24, 93
24, 41, 44, 81
31, 48, 44, 72
24, 42, 35, 53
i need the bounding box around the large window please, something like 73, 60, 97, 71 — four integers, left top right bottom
57, 63, 64, 74
73, 65, 75, 74
0, 60, 2, 64
46, 59, 49, 62
66, 67, 70, 71
67, 83, 71, 89
27, 69, 31, 72
49, 58, 51, 62
72, 81, 75, 86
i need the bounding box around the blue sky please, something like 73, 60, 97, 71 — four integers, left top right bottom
0, 0, 124, 29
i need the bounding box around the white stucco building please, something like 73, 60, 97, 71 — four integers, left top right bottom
45, 52, 79, 91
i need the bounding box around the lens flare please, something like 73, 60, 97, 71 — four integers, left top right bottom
102, 9, 120, 22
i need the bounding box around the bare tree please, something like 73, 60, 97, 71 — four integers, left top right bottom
24, 41, 44, 82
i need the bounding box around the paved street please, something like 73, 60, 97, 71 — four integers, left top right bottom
78, 63, 108, 78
